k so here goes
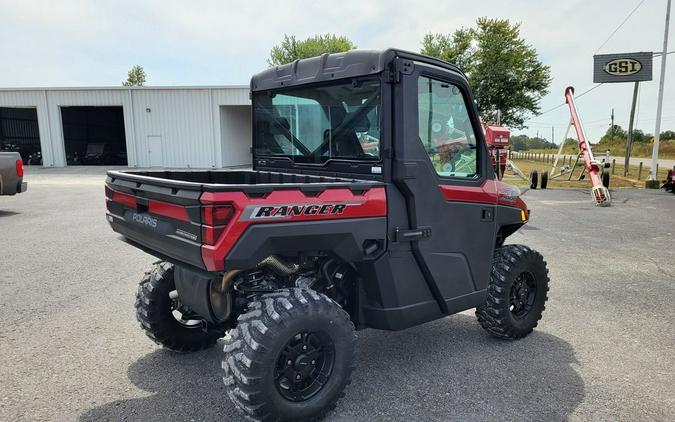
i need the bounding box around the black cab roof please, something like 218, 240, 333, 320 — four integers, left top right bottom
250, 49, 465, 92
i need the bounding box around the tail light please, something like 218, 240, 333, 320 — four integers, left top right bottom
15, 159, 23, 177
202, 226, 226, 246
111, 190, 137, 208
201, 205, 234, 246
202, 205, 234, 226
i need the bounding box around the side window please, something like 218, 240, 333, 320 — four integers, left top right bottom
417, 76, 478, 178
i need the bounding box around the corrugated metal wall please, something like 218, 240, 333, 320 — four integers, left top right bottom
0, 86, 250, 167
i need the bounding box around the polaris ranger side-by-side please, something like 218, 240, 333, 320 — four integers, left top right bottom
105, 49, 549, 421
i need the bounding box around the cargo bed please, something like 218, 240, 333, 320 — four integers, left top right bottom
105, 169, 385, 271
107, 169, 378, 192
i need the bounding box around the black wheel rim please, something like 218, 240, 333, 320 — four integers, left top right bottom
274, 330, 335, 402
509, 272, 537, 319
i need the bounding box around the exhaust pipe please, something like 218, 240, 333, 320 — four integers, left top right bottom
210, 256, 298, 322
258, 255, 299, 276
209, 270, 240, 322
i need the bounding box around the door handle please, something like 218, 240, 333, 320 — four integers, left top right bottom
394, 226, 432, 242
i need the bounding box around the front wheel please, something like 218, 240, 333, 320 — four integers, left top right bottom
135, 262, 225, 352
476, 245, 549, 339
222, 288, 356, 422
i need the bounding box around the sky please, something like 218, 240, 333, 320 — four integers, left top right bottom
0, 0, 673, 142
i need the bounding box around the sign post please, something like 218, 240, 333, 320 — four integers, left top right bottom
625, 81, 639, 176
648, 0, 671, 187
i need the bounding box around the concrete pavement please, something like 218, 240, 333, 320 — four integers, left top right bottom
1, 175, 674, 421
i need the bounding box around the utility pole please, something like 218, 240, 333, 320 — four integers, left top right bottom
552, 126, 555, 145
611, 108, 615, 134
625, 82, 640, 176
648, 0, 671, 187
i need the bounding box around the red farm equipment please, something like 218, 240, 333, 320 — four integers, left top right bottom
484, 124, 510, 178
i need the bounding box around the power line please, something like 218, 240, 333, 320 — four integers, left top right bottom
523, 1, 650, 130
594, 0, 648, 54
525, 83, 605, 123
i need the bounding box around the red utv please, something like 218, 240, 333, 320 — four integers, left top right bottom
105, 49, 549, 421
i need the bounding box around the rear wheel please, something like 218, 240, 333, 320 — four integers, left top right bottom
530, 170, 538, 189
476, 245, 549, 339
135, 262, 225, 352
222, 288, 355, 422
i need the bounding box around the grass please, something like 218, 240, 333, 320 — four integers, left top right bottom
521, 139, 675, 159
503, 157, 670, 190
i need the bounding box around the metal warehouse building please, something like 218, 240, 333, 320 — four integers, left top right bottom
0, 86, 251, 168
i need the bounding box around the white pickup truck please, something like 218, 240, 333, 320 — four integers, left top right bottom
0, 152, 27, 195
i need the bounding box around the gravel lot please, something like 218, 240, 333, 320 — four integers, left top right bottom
1, 169, 674, 421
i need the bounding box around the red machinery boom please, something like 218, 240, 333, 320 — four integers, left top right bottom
564, 87, 611, 206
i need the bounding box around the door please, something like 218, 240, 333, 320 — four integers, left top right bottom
147, 135, 163, 167
391, 60, 498, 313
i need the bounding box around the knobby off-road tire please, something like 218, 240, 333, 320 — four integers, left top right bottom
476, 245, 549, 340
222, 288, 356, 422
135, 262, 224, 352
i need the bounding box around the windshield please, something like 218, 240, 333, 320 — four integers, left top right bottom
252, 78, 381, 164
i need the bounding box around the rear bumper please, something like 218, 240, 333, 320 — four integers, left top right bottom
107, 213, 206, 270
0, 180, 27, 195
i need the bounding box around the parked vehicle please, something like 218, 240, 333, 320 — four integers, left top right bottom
663, 167, 675, 193
105, 49, 549, 421
0, 152, 27, 196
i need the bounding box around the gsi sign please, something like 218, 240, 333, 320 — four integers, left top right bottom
604, 58, 642, 76
593, 52, 653, 83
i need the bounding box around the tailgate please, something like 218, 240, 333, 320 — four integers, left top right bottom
105, 172, 206, 269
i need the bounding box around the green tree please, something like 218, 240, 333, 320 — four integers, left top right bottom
509, 134, 556, 151
601, 125, 650, 143
421, 18, 551, 129
660, 130, 675, 140
123, 65, 147, 86
268, 34, 356, 66
606, 124, 627, 139
631, 129, 647, 143
509, 134, 528, 151
564, 137, 577, 147
420, 30, 474, 71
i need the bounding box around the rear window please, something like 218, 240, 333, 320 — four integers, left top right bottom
252, 78, 381, 164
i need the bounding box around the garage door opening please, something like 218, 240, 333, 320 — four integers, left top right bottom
0, 107, 41, 165
220, 105, 252, 167
61, 106, 127, 165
